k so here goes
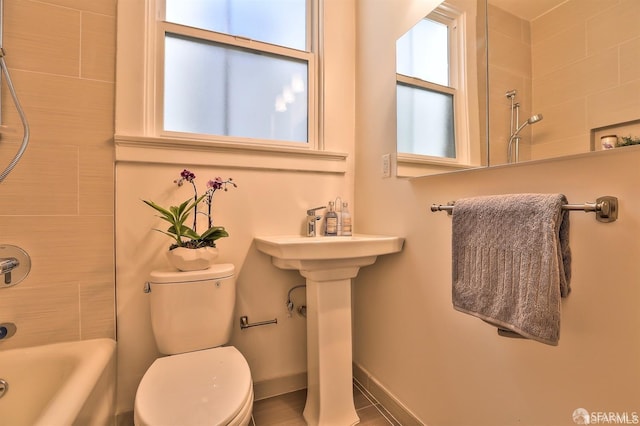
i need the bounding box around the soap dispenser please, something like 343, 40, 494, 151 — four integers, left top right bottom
341, 202, 352, 236
324, 201, 338, 236
335, 197, 343, 236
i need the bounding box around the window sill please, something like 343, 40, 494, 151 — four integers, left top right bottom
114, 135, 348, 174
396, 154, 480, 177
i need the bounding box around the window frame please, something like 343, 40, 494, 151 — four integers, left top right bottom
396, 3, 473, 173
155, 2, 318, 149
115, 0, 347, 174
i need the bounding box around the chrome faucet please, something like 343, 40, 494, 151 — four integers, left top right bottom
306, 206, 325, 237
0, 257, 18, 285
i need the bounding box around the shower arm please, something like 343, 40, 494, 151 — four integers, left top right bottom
507, 133, 522, 164
506, 90, 517, 137
508, 114, 544, 163
507, 120, 528, 163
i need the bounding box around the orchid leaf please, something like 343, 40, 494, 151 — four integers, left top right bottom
200, 226, 228, 241
143, 171, 235, 250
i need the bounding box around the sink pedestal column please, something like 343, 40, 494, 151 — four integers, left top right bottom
303, 276, 357, 425
296, 259, 376, 426
254, 236, 405, 426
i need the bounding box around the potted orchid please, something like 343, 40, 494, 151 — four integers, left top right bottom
144, 169, 237, 271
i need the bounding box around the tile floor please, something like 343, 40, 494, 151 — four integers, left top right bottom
252, 381, 401, 425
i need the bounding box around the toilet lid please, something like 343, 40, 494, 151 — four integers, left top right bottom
135, 346, 252, 426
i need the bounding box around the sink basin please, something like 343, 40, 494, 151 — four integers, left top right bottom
254, 233, 404, 425
254, 234, 404, 261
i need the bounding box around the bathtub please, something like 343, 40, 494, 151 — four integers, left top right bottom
0, 338, 116, 426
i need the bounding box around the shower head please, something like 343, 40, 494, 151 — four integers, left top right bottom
508, 113, 544, 163
514, 113, 543, 134
528, 114, 543, 124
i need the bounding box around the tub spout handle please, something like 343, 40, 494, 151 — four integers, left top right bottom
0, 257, 18, 274
0, 379, 8, 399
1, 258, 18, 284
0, 245, 31, 288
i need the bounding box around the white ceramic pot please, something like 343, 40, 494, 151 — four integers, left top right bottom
165, 246, 219, 271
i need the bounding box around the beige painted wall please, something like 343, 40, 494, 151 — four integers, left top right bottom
114, 0, 357, 415
355, 1, 640, 425
0, 0, 115, 350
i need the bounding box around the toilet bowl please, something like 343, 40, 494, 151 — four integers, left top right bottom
134, 265, 253, 425
135, 346, 253, 426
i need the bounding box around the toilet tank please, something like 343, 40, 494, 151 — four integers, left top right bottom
147, 264, 236, 355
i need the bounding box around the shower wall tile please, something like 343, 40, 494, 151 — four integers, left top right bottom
0, 0, 116, 349
0, 216, 114, 288
528, 0, 639, 160
533, 47, 618, 110
37, 0, 116, 16
532, 24, 586, 77
532, 98, 587, 143
521, 20, 531, 46
487, 6, 532, 163
0, 282, 81, 350
488, 28, 531, 78
487, 69, 533, 165
4, 0, 80, 77
487, 4, 523, 41
80, 280, 116, 340
7, 71, 115, 148
587, 80, 640, 130
530, 135, 588, 159
81, 12, 116, 82
0, 144, 78, 215
71, 216, 115, 278
620, 38, 640, 84
487, 65, 530, 105
79, 145, 115, 216
586, 0, 640, 55
531, 0, 620, 43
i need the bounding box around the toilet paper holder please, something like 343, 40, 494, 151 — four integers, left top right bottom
239, 315, 277, 330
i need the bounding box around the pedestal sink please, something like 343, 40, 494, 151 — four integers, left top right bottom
254, 234, 404, 426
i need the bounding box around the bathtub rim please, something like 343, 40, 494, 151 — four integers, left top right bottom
0, 337, 116, 426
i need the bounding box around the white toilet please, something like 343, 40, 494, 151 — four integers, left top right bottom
134, 264, 253, 426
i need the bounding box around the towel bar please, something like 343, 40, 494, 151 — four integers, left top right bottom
430, 195, 618, 223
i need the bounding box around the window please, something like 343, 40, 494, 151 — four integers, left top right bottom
396, 4, 470, 164
160, 0, 315, 146
116, 0, 350, 174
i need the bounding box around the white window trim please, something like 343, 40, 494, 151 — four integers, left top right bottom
396, 3, 479, 177
114, 0, 347, 174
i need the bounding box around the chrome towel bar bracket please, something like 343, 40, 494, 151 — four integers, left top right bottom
430, 196, 618, 223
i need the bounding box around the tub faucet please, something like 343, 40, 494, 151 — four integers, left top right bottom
306, 206, 325, 237
0, 257, 18, 285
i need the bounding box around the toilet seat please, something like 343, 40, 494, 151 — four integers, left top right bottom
135, 346, 253, 426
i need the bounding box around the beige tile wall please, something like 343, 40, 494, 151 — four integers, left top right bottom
530, 0, 640, 158
489, 0, 640, 163
487, 4, 532, 165
0, 0, 116, 349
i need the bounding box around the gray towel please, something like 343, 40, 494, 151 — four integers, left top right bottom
452, 193, 571, 345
